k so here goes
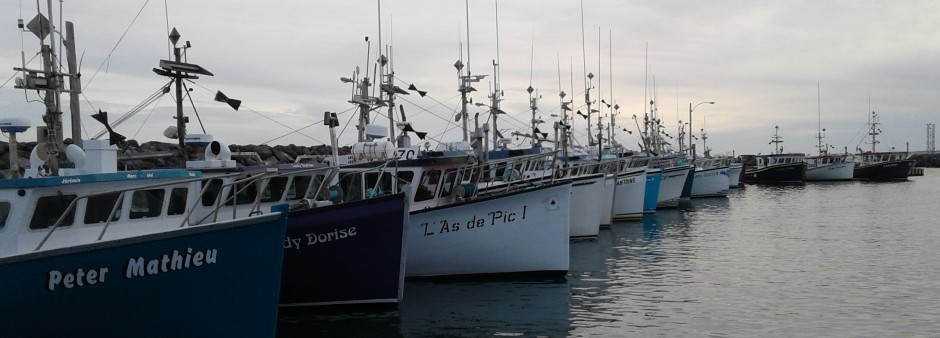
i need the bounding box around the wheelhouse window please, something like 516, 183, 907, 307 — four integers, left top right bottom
414, 169, 441, 202
0, 202, 10, 229
339, 172, 363, 203
261, 176, 288, 203
225, 181, 258, 206
395, 171, 415, 194
438, 169, 459, 198
130, 189, 165, 219
365, 172, 393, 198
287, 175, 318, 201
201, 179, 224, 207
167, 188, 187, 216
84, 192, 122, 224
30, 194, 77, 229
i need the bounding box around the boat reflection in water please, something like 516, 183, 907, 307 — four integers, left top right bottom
277, 279, 571, 338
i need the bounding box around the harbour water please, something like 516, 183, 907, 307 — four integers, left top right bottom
277, 169, 940, 337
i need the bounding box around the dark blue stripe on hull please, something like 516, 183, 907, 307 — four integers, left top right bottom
0, 212, 288, 338
854, 160, 915, 180
280, 193, 407, 306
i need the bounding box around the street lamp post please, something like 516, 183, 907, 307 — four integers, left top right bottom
689, 101, 715, 159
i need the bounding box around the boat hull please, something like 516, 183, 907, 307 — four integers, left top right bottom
0, 211, 288, 338
598, 174, 616, 226
405, 182, 571, 278
643, 170, 662, 213
853, 160, 915, 180
728, 164, 743, 188
691, 166, 730, 198
742, 163, 806, 184
805, 163, 854, 181
680, 167, 695, 199
611, 169, 646, 221
656, 166, 691, 208
279, 193, 408, 307
569, 174, 604, 238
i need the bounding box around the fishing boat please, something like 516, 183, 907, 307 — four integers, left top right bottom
190, 151, 409, 307
727, 161, 743, 188
852, 111, 915, 180
338, 149, 571, 278
804, 85, 854, 181
740, 126, 806, 184
690, 157, 730, 197
610, 157, 648, 221
0, 7, 287, 335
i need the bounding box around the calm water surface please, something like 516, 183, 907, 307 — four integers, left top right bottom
278, 169, 940, 337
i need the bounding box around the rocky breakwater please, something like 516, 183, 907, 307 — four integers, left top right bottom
1, 140, 340, 178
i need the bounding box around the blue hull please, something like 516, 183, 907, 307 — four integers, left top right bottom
0, 211, 288, 338
643, 172, 662, 213
280, 193, 408, 306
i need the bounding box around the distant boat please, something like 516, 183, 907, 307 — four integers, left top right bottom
740, 126, 806, 184
852, 111, 916, 180
690, 157, 730, 197
727, 161, 743, 188
804, 84, 854, 181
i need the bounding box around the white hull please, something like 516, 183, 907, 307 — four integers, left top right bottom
728, 164, 743, 188
598, 174, 616, 226
691, 166, 730, 198
405, 182, 571, 277
569, 174, 605, 238
657, 166, 691, 208
611, 169, 647, 221
805, 163, 854, 181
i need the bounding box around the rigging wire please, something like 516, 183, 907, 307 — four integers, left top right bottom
82, 0, 150, 91
185, 80, 326, 145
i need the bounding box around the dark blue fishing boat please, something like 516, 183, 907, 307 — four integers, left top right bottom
0, 208, 288, 338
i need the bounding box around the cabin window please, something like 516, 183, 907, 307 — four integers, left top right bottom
261, 177, 289, 203
395, 171, 415, 194
286, 175, 316, 201
201, 179, 224, 207
365, 172, 393, 198
84, 192, 122, 224
167, 188, 188, 216
414, 169, 441, 202
438, 169, 459, 198
0, 202, 11, 229
30, 194, 77, 229
130, 189, 165, 219
339, 173, 363, 202
225, 181, 258, 206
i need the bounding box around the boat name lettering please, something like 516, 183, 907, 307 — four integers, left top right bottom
125, 247, 217, 279
616, 177, 636, 185
47, 267, 109, 291
283, 227, 357, 250
420, 205, 528, 236
60, 177, 81, 184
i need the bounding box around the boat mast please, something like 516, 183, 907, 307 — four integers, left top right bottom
868, 110, 881, 153
580, 0, 594, 147
770, 125, 783, 154
815, 82, 827, 155
13, 0, 78, 175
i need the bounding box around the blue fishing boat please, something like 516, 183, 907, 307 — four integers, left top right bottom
0, 207, 288, 338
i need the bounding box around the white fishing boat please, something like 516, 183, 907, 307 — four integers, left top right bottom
610, 158, 648, 221
339, 149, 572, 278
690, 157, 730, 197
804, 84, 854, 181
727, 162, 743, 188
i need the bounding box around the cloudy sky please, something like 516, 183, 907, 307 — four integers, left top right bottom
1, 0, 938, 156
